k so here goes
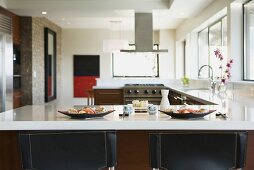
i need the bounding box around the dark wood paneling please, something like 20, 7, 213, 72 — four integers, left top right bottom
0, 6, 20, 45
246, 131, 254, 169
13, 90, 22, 109
0, 131, 22, 170
0, 131, 253, 170
12, 14, 20, 45
116, 131, 151, 170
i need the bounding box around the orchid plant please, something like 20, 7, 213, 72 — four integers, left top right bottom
214, 49, 233, 84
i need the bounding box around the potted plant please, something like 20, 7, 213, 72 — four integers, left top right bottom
181, 76, 190, 87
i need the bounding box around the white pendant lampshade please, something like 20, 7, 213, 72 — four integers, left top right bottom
103, 21, 128, 53
103, 39, 129, 52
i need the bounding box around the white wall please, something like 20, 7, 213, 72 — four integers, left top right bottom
0, 0, 6, 7
61, 29, 176, 104
176, 0, 234, 41
61, 29, 131, 104
158, 29, 176, 79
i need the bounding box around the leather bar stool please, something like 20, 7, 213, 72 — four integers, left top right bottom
19, 131, 116, 170
149, 132, 247, 170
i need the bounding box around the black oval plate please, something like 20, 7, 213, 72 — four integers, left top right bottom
58, 110, 115, 119
159, 110, 216, 119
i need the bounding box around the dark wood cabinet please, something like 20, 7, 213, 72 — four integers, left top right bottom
12, 14, 21, 45
94, 89, 124, 105
0, 132, 22, 170
13, 90, 22, 109
169, 90, 182, 105
0, 6, 21, 45
184, 97, 206, 105
168, 89, 210, 105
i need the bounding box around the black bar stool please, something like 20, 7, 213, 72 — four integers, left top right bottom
19, 131, 116, 170
149, 132, 247, 170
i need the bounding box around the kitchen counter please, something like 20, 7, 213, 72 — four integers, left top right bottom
1, 87, 254, 169
1, 86, 254, 130
93, 86, 124, 89
167, 86, 254, 106
0, 102, 254, 130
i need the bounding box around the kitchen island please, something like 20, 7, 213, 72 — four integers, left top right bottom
0, 104, 254, 130
1, 87, 254, 170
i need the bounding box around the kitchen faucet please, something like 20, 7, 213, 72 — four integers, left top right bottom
198, 65, 216, 91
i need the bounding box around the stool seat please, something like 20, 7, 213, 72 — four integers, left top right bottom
149, 132, 247, 170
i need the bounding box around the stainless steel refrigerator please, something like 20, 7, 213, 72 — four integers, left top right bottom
0, 13, 13, 112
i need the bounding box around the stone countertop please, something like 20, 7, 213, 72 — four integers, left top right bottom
168, 86, 254, 107
93, 86, 124, 89
0, 101, 254, 130
1, 86, 254, 131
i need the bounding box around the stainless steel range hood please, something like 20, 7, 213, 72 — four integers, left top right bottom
120, 13, 168, 53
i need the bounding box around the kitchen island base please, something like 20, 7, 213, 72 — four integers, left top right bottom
0, 131, 254, 170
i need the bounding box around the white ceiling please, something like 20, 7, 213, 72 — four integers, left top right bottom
6, 0, 215, 30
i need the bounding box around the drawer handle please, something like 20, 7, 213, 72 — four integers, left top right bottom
174, 96, 183, 101
177, 97, 184, 101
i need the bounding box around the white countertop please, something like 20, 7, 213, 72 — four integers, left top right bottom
1, 85, 254, 130
93, 86, 124, 89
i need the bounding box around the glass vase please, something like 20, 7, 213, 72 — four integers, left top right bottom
217, 82, 226, 93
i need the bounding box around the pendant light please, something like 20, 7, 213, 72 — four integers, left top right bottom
103, 21, 128, 53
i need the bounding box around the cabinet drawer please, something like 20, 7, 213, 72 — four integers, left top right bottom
94, 89, 124, 105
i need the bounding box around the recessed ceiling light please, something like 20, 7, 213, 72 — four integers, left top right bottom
61, 18, 65, 21
67, 22, 71, 25
42, 11, 47, 15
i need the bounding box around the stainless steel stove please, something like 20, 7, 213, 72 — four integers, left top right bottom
123, 84, 167, 105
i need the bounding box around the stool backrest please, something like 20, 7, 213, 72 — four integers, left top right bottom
19, 131, 116, 170
150, 132, 247, 170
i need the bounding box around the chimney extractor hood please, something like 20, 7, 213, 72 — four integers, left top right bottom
120, 13, 168, 53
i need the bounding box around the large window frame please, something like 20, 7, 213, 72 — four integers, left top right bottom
243, 0, 254, 81
112, 44, 160, 78
198, 16, 227, 79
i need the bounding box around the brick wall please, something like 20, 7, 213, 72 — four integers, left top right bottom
32, 17, 62, 104
20, 17, 33, 105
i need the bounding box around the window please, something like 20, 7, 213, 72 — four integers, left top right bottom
244, 0, 254, 80
112, 45, 159, 77
198, 16, 227, 79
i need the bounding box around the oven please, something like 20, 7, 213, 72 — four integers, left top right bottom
123, 84, 168, 105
